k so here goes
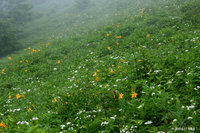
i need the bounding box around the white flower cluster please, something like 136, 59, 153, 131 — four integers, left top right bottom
120, 125, 137, 133
30, 117, 38, 121
194, 86, 200, 91
181, 105, 195, 110
5, 108, 20, 113
17, 121, 29, 125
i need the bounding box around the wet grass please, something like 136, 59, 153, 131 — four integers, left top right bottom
0, 0, 200, 132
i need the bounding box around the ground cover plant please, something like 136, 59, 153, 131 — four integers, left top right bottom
0, 0, 200, 132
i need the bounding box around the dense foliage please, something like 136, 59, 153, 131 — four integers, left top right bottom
0, 0, 199, 132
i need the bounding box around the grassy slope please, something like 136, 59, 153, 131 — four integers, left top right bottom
0, 0, 200, 132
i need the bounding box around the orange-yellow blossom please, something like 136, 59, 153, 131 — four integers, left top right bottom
52, 97, 57, 103
1, 69, 5, 74
93, 72, 97, 76
0, 122, 7, 128
95, 77, 100, 81
131, 92, 138, 98
117, 35, 122, 39
119, 93, 124, 99
110, 69, 114, 73
16, 94, 21, 99
28, 108, 32, 112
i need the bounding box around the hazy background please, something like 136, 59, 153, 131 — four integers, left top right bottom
3, 0, 192, 59
1, 0, 154, 58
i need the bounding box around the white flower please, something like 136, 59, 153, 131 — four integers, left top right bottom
66, 122, 71, 125
101, 121, 109, 126
137, 104, 144, 109
151, 92, 155, 96
188, 117, 192, 120
144, 121, 153, 125
110, 117, 115, 120
25, 121, 29, 125
32, 117, 38, 121
60, 125, 66, 129
186, 105, 195, 110
92, 110, 97, 113
154, 70, 161, 73
53, 68, 57, 71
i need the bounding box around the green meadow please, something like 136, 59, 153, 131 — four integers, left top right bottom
0, 0, 200, 132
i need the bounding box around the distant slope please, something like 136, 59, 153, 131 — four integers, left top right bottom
0, 0, 200, 132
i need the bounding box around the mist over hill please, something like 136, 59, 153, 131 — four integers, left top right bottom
0, 0, 200, 132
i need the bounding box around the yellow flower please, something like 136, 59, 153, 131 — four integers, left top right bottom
110, 69, 114, 73
122, 59, 126, 63
28, 108, 32, 112
107, 47, 111, 50
117, 35, 122, 39
106, 34, 110, 37
8, 57, 12, 60
93, 72, 97, 76
95, 77, 100, 81
0, 122, 7, 128
118, 65, 120, 69
1, 69, 5, 74
25, 70, 28, 73
54, 98, 57, 102
97, 70, 100, 72
58, 60, 61, 64
117, 43, 119, 46
119, 93, 124, 99
52, 98, 58, 103
114, 13, 118, 16
9, 96, 11, 99
46, 43, 50, 46
28, 47, 31, 50
16, 94, 21, 99
65, 102, 68, 104
20, 61, 23, 63
137, 60, 142, 62
147, 34, 150, 38
25, 60, 29, 63
131, 92, 138, 98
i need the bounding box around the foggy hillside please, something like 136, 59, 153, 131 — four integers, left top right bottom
0, 0, 199, 132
